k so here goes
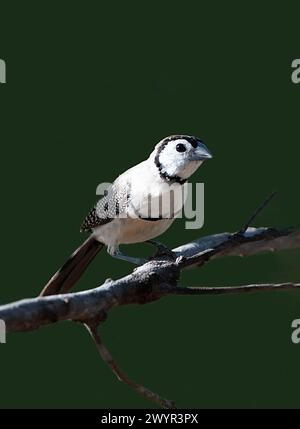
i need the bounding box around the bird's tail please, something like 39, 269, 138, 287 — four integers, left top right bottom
39, 236, 104, 297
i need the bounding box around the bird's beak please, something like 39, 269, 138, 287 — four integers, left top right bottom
193, 142, 213, 160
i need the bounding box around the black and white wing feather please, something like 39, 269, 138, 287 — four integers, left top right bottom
80, 182, 130, 232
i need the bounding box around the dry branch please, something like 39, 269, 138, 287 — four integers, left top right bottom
1, 224, 300, 408
86, 323, 176, 409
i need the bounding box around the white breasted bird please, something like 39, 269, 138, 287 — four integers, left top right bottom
40, 135, 212, 296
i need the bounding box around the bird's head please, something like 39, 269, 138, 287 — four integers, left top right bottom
151, 135, 212, 184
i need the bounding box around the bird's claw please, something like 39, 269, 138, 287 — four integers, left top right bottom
146, 240, 177, 261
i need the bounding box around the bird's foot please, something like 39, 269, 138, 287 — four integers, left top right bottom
146, 240, 177, 261
111, 250, 146, 266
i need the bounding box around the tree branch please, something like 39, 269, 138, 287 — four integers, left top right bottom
1, 224, 299, 408
174, 226, 300, 267
162, 282, 300, 296
85, 323, 176, 409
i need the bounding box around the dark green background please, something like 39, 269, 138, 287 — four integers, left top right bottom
0, 2, 299, 408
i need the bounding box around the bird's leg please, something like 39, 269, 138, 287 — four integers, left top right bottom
112, 251, 146, 266
146, 240, 176, 260
109, 247, 146, 266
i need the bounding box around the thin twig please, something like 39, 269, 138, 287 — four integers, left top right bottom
85, 323, 176, 409
162, 283, 300, 296
178, 191, 279, 269
240, 191, 277, 234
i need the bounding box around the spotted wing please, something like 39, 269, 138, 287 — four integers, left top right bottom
80, 183, 130, 232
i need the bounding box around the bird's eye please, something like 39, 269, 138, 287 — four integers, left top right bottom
176, 143, 186, 152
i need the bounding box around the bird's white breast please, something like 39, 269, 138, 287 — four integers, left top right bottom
92, 159, 183, 249
94, 217, 174, 247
